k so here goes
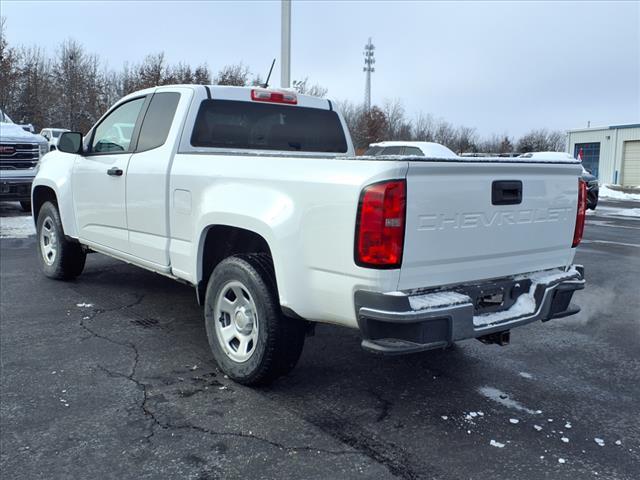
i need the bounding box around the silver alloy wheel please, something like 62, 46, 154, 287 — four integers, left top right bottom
40, 216, 58, 266
214, 280, 259, 363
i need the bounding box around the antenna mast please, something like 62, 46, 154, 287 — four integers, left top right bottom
363, 37, 375, 111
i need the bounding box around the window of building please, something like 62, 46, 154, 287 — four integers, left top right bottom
574, 142, 600, 177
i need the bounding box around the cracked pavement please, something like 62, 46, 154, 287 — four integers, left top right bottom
1, 199, 639, 479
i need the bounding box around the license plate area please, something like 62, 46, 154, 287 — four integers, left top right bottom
459, 279, 532, 315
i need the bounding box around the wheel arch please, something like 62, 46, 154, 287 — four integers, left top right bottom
195, 224, 275, 305
32, 185, 58, 225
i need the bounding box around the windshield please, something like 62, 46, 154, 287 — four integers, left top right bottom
52, 130, 62, 138
191, 100, 348, 153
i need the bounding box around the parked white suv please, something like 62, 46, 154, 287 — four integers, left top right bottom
40, 128, 70, 151
32, 85, 587, 385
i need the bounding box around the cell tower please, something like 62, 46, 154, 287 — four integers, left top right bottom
363, 37, 375, 111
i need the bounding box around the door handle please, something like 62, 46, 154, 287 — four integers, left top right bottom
107, 167, 123, 177
492, 180, 522, 205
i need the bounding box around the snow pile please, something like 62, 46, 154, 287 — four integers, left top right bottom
597, 207, 640, 218
0, 216, 35, 238
599, 185, 640, 201
477, 386, 539, 414
474, 285, 537, 326
489, 440, 505, 448
474, 267, 580, 327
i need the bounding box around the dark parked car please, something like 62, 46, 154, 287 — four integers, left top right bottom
581, 166, 599, 210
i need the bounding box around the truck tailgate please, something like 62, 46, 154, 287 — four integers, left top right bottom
399, 161, 581, 291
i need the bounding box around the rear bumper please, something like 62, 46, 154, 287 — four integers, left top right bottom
0, 175, 34, 201
355, 265, 585, 354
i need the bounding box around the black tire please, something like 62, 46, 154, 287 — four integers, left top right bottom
19, 201, 31, 212
36, 201, 86, 280
204, 253, 306, 386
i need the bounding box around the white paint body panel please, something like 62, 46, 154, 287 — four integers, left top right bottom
32, 85, 582, 330
399, 162, 580, 290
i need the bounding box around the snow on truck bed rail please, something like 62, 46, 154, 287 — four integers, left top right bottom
356, 154, 581, 164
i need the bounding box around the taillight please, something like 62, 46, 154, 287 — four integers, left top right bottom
251, 89, 297, 104
572, 179, 587, 247
355, 180, 406, 268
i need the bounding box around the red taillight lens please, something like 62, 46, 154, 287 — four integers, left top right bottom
251, 89, 297, 104
572, 179, 587, 247
355, 180, 406, 268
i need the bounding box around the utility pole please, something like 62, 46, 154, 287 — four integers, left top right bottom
281, 0, 291, 88
363, 37, 375, 111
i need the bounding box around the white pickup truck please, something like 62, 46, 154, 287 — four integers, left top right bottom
32, 85, 586, 385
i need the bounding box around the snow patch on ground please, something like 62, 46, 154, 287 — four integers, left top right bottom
599, 185, 640, 201
519, 372, 534, 379
0, 215, 35, 238
489, 440, 505, 448
477, 386, 539, 414
594, 206, 640, 218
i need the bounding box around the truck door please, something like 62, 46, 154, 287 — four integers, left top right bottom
72, 96, 147, 254
126, 90, 185, 267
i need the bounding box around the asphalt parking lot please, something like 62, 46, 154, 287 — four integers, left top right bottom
1, 199, 639, 480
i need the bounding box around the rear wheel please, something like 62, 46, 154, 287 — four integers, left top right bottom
36, 201, 86, 280
19, 201, 31, 212
204, 254, 306, 385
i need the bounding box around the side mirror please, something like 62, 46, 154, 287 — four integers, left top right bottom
58, 132, 83, 154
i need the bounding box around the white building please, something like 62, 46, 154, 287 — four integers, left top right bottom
567, 124, 640, 186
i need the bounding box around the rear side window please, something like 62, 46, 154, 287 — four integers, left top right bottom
191, 99, 348, 153
137, 92, 180, 152
404, 147, 424, 156
381, 146, 403, 155
364, 146, 383, 156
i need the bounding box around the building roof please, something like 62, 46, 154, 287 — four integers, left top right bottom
568, 123, 640, 133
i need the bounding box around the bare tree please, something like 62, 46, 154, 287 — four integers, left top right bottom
433, 119, 457, 149
516, 128, 565, 153
452, 126, 478, 154
193, 64, 211, 84
352, 106, 388, 149
0, 17, 20, 116
14, 47, 54, 130
51, 39, 93, 131
382, 98, 406, 139
136, 52, 166, 89
413, 113, 435, 142
215, 63, 249, 86
548, 130, 566, 152
292, 77, 328, 97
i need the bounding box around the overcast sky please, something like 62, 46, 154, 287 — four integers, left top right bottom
3, 0, 639, 137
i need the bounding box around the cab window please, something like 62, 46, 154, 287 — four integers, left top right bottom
91, 97, 145, 153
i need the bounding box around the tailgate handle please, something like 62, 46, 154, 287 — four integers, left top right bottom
492, 180, 522, 205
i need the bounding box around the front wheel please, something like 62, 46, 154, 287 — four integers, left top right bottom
36, 201, 86, 280
204, 254, 306, 386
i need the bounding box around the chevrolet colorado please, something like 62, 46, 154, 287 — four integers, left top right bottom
32, 85, 586, 385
